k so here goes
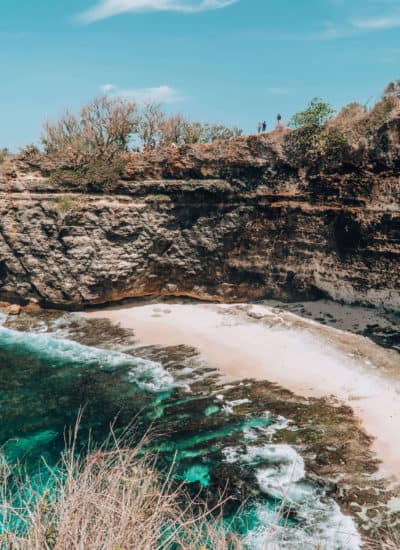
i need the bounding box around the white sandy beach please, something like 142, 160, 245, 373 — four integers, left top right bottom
85, 302, 400, 480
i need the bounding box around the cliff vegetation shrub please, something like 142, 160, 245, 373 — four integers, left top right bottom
38, 97, 243, 185
328, 84, 400, 146
41, 96, 139, 186
289, 97, 335, 129
144, 193, 172, 203
52, 195, 78, 213
42, 96, 139, 160
284, 98, 351, 163
364, 96, 398, 133
19, 78, 400, 182
19, 144, 41, 158
199, 123, 243, 143
0, 425, 397, 549
383, 80, 400, 99
138, 102, 243, 149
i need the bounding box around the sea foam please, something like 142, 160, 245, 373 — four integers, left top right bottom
223, 443, 361, 550
0, 326, 174, 393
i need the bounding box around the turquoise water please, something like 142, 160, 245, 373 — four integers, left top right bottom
0, 316, 361, 548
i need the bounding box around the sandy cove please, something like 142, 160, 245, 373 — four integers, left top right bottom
85, 302, 400, 481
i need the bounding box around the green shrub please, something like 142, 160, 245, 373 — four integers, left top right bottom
283, 125, 349, 165
323, 128, 350, 157
289, 98, 335, 129
49, 156, 127, 188
52, 195, 77, 213
284, 98, 348, 164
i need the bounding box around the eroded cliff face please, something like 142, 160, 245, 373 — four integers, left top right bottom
0, 127, 399, 310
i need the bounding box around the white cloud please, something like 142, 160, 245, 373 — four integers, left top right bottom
100, 83, 182, 104
79, 0, 238, 23
299, 20, 356, 41
100, 83, 116, 93
352, 13, 400, 30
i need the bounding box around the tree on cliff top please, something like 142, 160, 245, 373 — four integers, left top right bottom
41, 96, 139, 162
284, 98, 349, 164
289, 97, 335, 129
40, 96, 140, 187
138, 102, 243, 149
383, 80, 400, 99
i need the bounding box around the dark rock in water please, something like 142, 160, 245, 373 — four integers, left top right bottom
0, 128, 399, 311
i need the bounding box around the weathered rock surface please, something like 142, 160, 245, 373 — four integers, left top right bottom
0, 128, 399, 310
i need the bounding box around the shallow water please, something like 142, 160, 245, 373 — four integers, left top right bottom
0, 311, 372, 548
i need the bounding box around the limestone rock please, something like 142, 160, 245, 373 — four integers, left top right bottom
0, 127, 399, 311
5, 304, 21, 316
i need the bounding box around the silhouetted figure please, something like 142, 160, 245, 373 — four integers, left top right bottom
262, 121, 267, 132
257, 121, 262, 134
276, 113, 284, 131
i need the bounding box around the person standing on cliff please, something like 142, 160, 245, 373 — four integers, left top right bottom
257, 121, 262, 134
262, 121, 267, 132
276, 113, 283, 129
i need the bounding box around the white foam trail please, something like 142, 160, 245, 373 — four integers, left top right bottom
253, 445, 305, 500
223, 443, 361, 549
224, 444, 305, 500
222, 398, 251, 414
0, 326, 174, 393
247, 499, 361, 550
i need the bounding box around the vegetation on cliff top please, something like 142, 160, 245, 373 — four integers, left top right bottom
13, 78, 400, 185
21, 96, 242, 186
282, 81, 400, 166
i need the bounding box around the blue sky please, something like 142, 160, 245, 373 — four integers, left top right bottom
1, 0, 400, 149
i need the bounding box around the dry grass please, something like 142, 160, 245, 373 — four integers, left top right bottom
365, 531, 400, 550
0, 425, 241, 550
328, 94, 400, 148
1, 421, 399, 549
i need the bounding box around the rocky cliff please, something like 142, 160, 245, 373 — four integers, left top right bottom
0, 125, 399, 310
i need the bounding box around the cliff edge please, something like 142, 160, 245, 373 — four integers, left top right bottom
0, 125, 399, 310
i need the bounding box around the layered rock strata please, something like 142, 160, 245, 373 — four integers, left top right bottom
0, 126, 399, 310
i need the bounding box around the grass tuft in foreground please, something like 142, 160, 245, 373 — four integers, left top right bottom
1, 422, 398, 550
0, 426, 241, 550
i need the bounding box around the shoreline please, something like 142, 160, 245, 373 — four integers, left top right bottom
85, 302, 400, 481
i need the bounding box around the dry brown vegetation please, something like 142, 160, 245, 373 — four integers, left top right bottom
282, 81, 400, 166
38, 96, 138, 187
0, 424, 399, 549
14, 79, 400, 186
328, 80, 400, 146
138, 104, 242, 150
31, 96, 242, 186
0, 428, 241, 550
